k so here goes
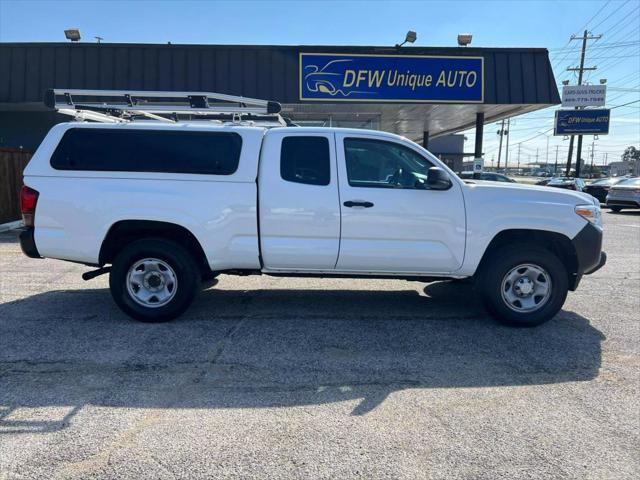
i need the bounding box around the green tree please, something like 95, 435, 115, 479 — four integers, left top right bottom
621, 146, 640, 162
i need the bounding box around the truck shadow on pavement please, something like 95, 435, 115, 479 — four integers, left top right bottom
0, 281, 604, 433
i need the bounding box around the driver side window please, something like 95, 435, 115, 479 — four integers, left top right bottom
344, 137, 434, 189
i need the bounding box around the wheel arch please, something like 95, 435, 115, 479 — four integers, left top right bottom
99, 220, 211, 278
476, 229, 579, 290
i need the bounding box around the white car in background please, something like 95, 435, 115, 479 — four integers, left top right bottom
606, 177, 640, 212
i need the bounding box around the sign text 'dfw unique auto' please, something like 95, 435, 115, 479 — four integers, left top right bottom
561, 84, 607, 107
554, 109, 610, 135
300, 53, 484, 103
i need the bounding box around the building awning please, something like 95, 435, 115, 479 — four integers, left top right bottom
0, 43, 560, 141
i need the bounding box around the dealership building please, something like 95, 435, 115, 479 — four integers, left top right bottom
0, 42, 561, 171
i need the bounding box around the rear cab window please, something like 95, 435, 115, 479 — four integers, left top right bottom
50, 128, 242, 175
280, 136, 331, 186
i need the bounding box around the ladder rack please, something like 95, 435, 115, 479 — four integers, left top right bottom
45, 88, 288, 125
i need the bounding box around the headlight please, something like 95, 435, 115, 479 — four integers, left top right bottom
575, 204, 602, 227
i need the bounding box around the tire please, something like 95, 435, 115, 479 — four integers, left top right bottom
479, 246, 568, 327
610, 206, 622, 213
109, 238, 200, 322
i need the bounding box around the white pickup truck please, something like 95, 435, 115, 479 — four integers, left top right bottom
19, 90, 606, 327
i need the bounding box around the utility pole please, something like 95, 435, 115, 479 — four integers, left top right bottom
565, 30, 601, 177
590, 139, 596, 176
536, 147, 539, 167
554, 145, 559, 175
504, 118, 510, 171
546, 135, 549, 166
496, 119, 505, 170
517, 143, 521, 171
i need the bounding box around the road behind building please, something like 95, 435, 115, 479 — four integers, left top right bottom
0, 211, 638, 479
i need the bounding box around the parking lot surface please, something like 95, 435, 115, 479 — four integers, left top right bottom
0, 211, 638, 479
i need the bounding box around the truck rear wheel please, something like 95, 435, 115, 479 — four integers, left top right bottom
109, 238, 199, 322
479, 246, 568, 327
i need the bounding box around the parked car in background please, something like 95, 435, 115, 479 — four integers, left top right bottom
606, 177, 640, 212
536, 178, 552, 186
459, 171, 517, 183
583, 177, 626, 204
546, 177, 585, 192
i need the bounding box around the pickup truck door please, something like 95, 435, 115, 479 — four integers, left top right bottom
258, 131, 340, 270
334, 133, 466, 274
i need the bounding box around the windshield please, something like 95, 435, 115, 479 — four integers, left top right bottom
616, 178, 640, 186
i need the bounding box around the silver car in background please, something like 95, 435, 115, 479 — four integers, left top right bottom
606, 177, 640, 212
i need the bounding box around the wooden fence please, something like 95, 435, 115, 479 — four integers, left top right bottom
0, 148, 33, 224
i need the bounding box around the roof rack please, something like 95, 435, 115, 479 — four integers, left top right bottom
44, 88, 291, 126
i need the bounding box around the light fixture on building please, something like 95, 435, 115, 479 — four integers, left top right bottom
396, 31, 417, 48
599, 78, 607, 84
64, 29, 81, 42
457, 33, 472, 47
562, 80, 570, 85
95, 36, 103, 44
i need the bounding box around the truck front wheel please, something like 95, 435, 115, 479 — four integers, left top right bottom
480, 246, 568, 327
109, 238, 199, 322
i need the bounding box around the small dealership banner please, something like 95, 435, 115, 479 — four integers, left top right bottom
561, 84, 607, 107
554, 109, 610, 135
300, 53, 484, 103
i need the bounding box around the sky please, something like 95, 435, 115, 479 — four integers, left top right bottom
0, 0, 638, 166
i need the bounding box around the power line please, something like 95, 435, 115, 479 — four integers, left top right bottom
611, 99, 640, 109
549, 0, 613, 67
598, 6, 640, 42
549, 41, 640, 52
591, 0, 631, 31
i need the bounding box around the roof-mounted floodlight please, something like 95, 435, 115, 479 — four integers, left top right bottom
64, 29, 81, 42
457, 33, 472, 47
562, 80, 570, 86
396, 31, 417, 48
599, 78, 607, 84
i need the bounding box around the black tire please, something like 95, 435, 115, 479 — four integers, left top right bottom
109, 238, 200, 322
610, 206, 622, 213
479, 246, 568, 327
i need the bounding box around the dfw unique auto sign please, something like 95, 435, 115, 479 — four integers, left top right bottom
554, 109, 610, 135
300, 53, 484, 103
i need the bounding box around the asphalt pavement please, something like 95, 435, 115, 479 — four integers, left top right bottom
0, 211, 638, 479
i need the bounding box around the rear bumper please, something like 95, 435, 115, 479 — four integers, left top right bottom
569, 222, 606, 290
19, 227, 41, 258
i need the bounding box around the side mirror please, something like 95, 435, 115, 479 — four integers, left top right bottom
426, 167, 452, 190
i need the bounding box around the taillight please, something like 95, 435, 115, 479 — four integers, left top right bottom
20, 186, 39, 227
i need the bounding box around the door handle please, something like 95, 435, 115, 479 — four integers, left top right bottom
343, 200, 374, 208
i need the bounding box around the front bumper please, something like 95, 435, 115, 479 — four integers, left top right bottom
19, 227, 41, 259
569, 222, 606, 290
